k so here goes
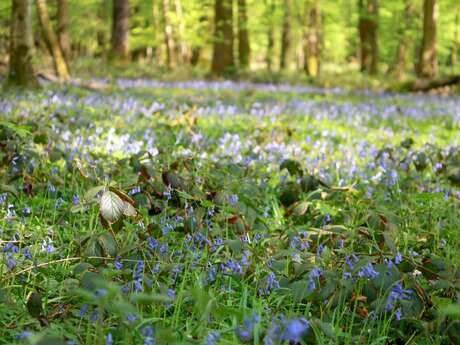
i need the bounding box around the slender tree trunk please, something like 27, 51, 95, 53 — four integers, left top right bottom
280, 0, 291, 70
417, 0, 438, 77
237, 0, 250, 69
36, 0, 70, 80
358, 0, 378, 74
174, 0, 189, 63
97, 0, 108, 51
57, 0, 71, 68
211, 0, 234, 76
190, 15, 207, 67
304, 0, 321, 78
6, 0, 38, 88
238, 0, 251, 69
452, 11, 459, 69
265, 0, 275, 72
161, 0, 175, 68
394, 0, 414, 79
111, 0, 130, 60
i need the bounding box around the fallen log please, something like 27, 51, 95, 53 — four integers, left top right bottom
37, 72, 110, 91
398, 75, 460, 92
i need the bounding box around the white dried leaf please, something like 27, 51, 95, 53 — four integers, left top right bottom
122, 201, 137, 217
100, 191, 125, 223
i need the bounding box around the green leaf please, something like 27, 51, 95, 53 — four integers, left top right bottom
27, 292, 43, 318
130, 292, 173, 305
280, 159, 303, 176
0, 184, 18, 197
36, 335, 66, 345
84, 185, 106, 202
440, 304, 460, 317
97, 232, 118, 257
313, 319, 341, 340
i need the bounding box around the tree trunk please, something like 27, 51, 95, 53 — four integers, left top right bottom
174, 0, 189, 64
111, 0, 130, 60
97, 0, 108, 51
417, 0, 438, 78
237, 0, 250, 69
303, 0, 321, 78
36, 0, 70, 80
265, 0, 275, 72
211, 0, 234, 76
161, 0, 175, 68
358, 0, 378, 74
451, 11, 458, 69
6, 0, 38, 88
57, 0, 71, 68
394, 0, 414, 79
280, 0, 291, 70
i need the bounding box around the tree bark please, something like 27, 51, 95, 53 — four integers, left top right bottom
394, 0, 414, 79
174, 0, 189, 64
57, 0, 71, 68
237, 0, 250, 69
36, 0, 70, 80
211, 0, 234, 76
265, 0, 275, 72
358, 0, 378, 75
111, 0, 130, 60
451, 10, 458, 69
303, 0, 321, 78
161, 0, 175, 68
417, 0, 438, 78
6, 0, 38, 88
280, 0, 291, 70
97, 0, 109, 51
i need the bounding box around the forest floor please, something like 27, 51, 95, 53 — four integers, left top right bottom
1, 80, 460, 344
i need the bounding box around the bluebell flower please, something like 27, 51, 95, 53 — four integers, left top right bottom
385, 282, 412, 311
128, 186, 141, 196
95, 288, 108, 298
159, 243, 168, 254
126, 313, 137, 322
72, 194, 80, 205
15, 331, 33, 340
206, 265, 217, 284
0, 193, 7, 204
79, 304, 89, 318
205, 332, 220, 345
141, 325, 155, 345
41, 239, 55, 253
55, 197, 64, 209
317, 244, 325, 257
264, 318, 283, 345
48, 183, 57, 194
229, 194, 239, 205
152, 262, 161, 274
23, 247, 32, 260
90, 309, 99, 323
148, 237, 158, 251
342, 271, 352, 279
395, 308, 402, 321
281, 318, 310, 342
106, 332, 113, 345
394, 252, 403, 264
307, 267, 322, 291
235, 313, 259, 342
6, 253, 17, 271
357, 263, 379, 279
22, 207, 31, 216
114, 257, 123, 270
